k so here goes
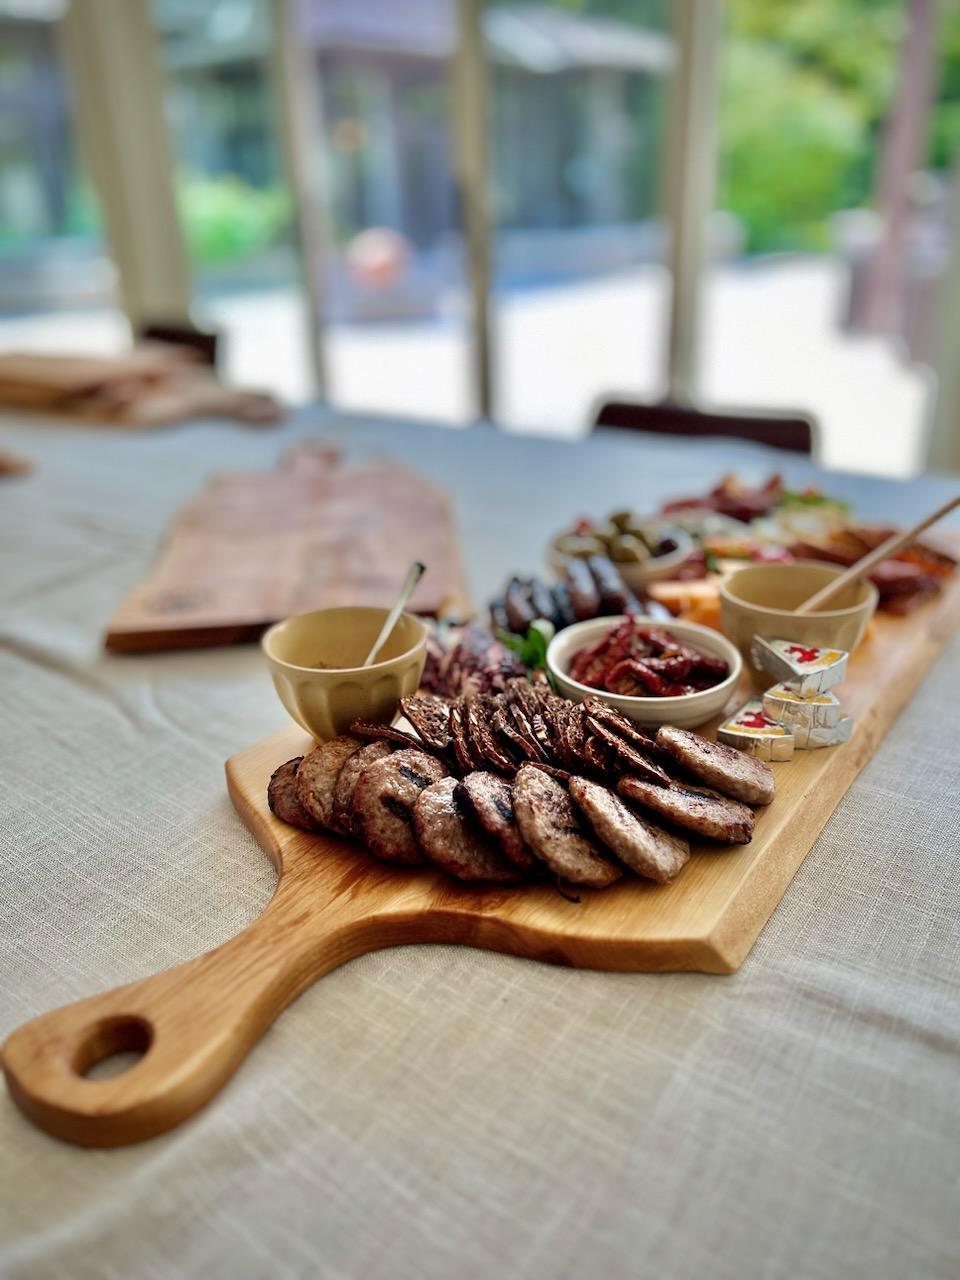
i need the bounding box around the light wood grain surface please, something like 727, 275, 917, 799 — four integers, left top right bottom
4, 561, 959, 1148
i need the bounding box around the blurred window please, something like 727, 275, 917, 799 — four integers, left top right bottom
0, 8, 125, 355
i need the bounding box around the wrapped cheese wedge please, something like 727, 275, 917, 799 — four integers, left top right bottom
751, 637, 848, 694
717, 700, 795, 761
793, 715, 854, 750
762, 682, 843, 731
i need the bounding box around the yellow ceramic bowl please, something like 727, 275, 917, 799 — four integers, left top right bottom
261, 606, 427, 742
719, 561, 878, 670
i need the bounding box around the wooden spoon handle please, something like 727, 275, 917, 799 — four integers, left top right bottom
1, 889, 367, 1147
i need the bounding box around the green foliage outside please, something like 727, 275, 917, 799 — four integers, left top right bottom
175, 174, 291, 266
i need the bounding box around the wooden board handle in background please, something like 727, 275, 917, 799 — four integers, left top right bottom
0, 882, 370, 1147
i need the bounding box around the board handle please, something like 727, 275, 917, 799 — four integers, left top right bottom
1, 887, 369, 1147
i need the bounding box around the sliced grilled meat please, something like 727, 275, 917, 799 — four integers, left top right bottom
456, 772, 537, 870
618, 776, 754, 845
353, 749, 448, 864
656, 725, 775, 806
568, 776, 689, 883
582, 697, 660, 753
582, 733, 614, 775
296, 735, 363, 830
331, 741, 392, 836
400, 693, 452, 752
504, 577, 536, 634
467, 695, 517, 774
350, 720, 424, 752
586, 555, 632, 614
267, 758, 322, 833
528, 577, 558, 624
551, 580, 576, 629
413, 778, 521, 883
513, 764, 622, 888
584, 716, 673, 786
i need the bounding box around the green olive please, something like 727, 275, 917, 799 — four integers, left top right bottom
555, 533, 604, 559
608, 508, 635, 533
609, 534, 650, 563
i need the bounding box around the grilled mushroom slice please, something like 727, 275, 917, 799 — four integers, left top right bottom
413, 778, 521, 883
656, 725, 775, 806
456, 772, 537, 870
513, 764, 622, 888
618, 776, 754, 845
296, 736, 363, 830
353, 749, 449, 864
568, 776, 689, 883
267, 758, 322, 833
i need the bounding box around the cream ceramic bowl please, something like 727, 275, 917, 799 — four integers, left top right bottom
719, 561, 878, 671
262, 606, 427, 742
546, 614, 742, 729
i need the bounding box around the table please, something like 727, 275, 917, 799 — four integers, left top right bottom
2, 410, 959, 1280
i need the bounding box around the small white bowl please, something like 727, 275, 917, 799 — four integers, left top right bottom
547, 524, 695, 592
546, 615, 742, 729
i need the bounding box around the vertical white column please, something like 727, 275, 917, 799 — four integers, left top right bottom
57, 0, 192, 329
454, 0, 494, 421
927, 158, 960, 472
662, 0, 721, 404
271, 0, 329, 397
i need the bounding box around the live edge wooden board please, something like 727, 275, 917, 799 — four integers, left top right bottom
4, 572, 959, 1148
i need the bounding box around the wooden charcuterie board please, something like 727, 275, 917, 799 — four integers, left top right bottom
5, 566, 958, 1147
104, 444, 472, 652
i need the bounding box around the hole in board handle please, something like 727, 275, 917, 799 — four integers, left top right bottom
73, 1015, 154, 1081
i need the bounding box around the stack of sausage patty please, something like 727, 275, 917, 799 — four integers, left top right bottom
268, 681, 775, 890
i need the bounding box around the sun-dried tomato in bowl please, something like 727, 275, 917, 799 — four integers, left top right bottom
567, 618, 730, 697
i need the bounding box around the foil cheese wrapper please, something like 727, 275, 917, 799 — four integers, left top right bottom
750, 637, 848, 694
793, 715, 854, 750
762, 682, 843, 730
717, 700, 795, 761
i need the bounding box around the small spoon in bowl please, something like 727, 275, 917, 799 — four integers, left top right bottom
362, 561, 426, 667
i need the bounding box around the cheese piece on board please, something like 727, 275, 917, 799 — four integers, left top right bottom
762, 682, 843, 730
793, 715, 854, 750
750, 637, 848, 694
717, 700, 795, 761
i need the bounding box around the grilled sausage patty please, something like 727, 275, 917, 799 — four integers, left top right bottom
267, 758, 322, 832
331, 741, 392, 836
618, 775, 754, 845
295, 736, 363, 831
413, 778, 520, 883
456, 771, 536, 870
656, 725, 775, 806
568, 776, 689, 883
513, 764, 622, 888
352, 749, 448, 864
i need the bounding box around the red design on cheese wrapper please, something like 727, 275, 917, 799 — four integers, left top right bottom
737, 709, 779, 730
784, 644, 820, 664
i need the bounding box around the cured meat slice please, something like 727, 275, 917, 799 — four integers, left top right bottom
331, 741, 392, 835
400, 693, 452, 751
466, 695, 517, 774
618, 776, 754, 845
413, 778, 521, 883
267, 758, 322, 833
513, 764, 622, 888
456, 772, 536, 870
568, 776, 689, 883
656, 725, 775, 806
296, 736, 363, 830
350, 720, 424, 752
353, 749, 449, 864
584, 716, 672, 786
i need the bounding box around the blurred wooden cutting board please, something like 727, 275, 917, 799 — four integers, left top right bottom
105, 444, 472, 652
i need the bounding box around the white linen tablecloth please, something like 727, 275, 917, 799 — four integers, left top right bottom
1, 411, 959, 1280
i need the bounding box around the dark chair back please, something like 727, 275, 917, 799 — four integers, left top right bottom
594, 399, 815, 455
